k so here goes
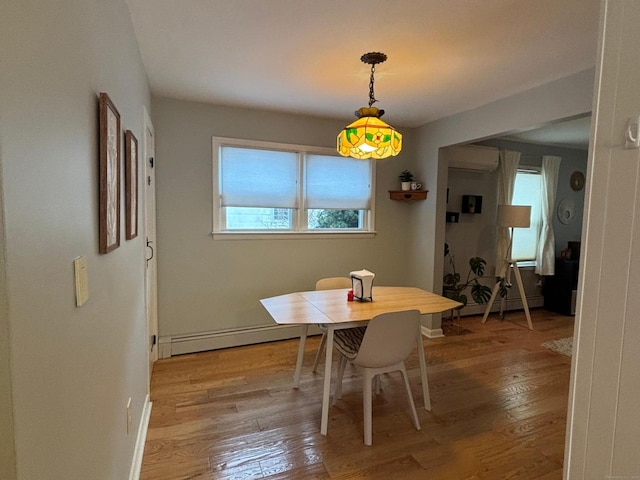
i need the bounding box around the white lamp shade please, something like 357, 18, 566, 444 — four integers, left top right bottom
497, 205, 531, 228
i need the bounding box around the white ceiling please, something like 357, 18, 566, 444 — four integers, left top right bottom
126, 0, 599, 142
502, 115, 592, 150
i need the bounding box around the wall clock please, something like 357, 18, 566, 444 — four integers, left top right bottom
570, 171, 585, 191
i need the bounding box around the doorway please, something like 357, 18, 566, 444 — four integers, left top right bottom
142, 107, 158, 382
442, 116, 590, 321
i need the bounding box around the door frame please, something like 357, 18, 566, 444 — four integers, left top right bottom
142, 106, 158, 383
565, 1, 640, 477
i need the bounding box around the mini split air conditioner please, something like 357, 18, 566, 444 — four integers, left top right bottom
443, 145, 499, 172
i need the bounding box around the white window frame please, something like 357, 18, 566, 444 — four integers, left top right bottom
511, 166, 542, 265
212, 137, 376, 239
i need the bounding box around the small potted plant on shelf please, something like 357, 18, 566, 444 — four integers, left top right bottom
443, 243, 492, 311
399, 170, 413, 191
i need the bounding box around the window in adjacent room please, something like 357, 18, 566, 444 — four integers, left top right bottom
510, 168, 542, 261
212, 137, 375, 236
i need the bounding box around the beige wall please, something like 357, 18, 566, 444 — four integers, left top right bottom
152, 97, 422, 341
0, 0, 630, 477
475, 139, 588, 259
411, 68, 595, 329
1, 1, 151, 478
442, 141, 588, 313
152, 70, 595, 344
0, 168, 16, 480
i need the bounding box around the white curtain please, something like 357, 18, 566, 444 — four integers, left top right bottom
495, 150, 521, 276
535, 155, 561, 275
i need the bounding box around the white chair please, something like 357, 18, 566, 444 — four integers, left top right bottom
332, 309, 422, 445
311, 277, 353, 373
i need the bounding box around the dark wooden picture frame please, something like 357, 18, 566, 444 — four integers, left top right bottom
99, 92, 121, 254
125, 130, 138, 240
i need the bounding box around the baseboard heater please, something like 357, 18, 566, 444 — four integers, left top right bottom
448, 295, 544, 317
159, 319, 449, 358
159, 298, 543, 358
159, 324, 323, 358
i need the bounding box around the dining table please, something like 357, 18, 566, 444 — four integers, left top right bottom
260, 285, 462, 435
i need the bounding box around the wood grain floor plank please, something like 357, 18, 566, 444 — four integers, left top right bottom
141, 310, 574, 480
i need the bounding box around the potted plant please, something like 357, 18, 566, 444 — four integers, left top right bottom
443, 243, 492, 310
399, 170, 413, 191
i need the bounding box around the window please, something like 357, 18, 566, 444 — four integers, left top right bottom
511, 168, 542, 261
212, 137, 375, 236
273, 208, 291, 224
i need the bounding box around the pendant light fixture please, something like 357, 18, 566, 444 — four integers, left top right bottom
337, 52, 402, 159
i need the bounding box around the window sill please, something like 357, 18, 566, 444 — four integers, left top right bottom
212, 231, 377, 240
515, 260, 537, 268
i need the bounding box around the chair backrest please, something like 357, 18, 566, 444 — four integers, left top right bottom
355, 310, 420, 368
315, 277, 352, 291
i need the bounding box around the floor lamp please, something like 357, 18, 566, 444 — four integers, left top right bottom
482, 205, 534, 330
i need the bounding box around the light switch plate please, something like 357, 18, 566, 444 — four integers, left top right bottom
74, 256, 89, 307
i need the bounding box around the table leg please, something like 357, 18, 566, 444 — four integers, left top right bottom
416, 330, 431, 411
293, 325, 308, 389
320, 326, 334, 436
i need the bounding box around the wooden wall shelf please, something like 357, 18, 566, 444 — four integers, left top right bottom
389, 190, 428, 202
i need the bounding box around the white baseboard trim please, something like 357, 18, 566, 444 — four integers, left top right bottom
422, 325, 444, 339
129, 394, 152, 480
159, 324, 322, 357
158, 336, 172, 359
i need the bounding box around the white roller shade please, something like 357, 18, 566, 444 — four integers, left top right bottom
220, 147, 298, 208
306, 154, 371, 209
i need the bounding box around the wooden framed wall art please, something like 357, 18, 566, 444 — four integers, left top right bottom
99, 92, 121, 254
125, 130, 138, 240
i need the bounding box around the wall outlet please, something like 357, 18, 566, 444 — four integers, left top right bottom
126, 398, 132, 435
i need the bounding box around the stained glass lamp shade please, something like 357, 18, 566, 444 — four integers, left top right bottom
337, 107, 402, 159
337, 52, 402, 160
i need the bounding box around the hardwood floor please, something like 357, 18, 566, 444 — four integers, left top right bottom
141, 309, 575, 480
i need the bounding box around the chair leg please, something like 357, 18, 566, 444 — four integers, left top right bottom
363, 370, 373, 446
312, 333, 327, 373
399, 364, 421, 431
373, 374, 381, 394
333, 355, 347, 405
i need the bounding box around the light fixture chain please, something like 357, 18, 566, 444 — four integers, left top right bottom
368, 64, 378, 108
